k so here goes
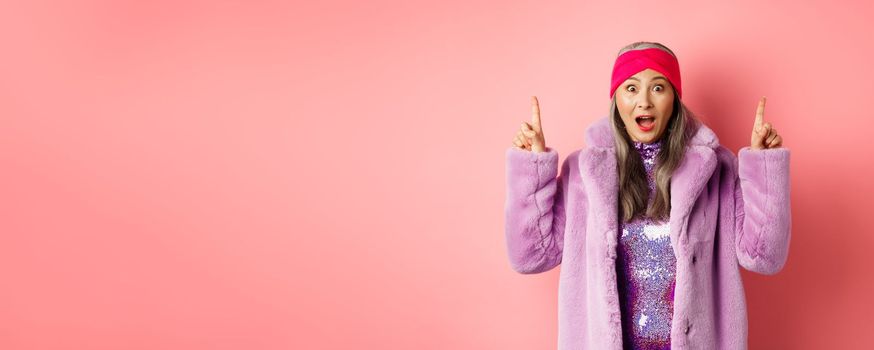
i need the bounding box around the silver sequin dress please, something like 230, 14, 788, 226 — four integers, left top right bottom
616, 139, 676, 349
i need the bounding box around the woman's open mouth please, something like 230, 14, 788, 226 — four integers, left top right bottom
635, 116, 655, 132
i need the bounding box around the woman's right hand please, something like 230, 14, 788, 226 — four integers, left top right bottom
512, 96, 547, 153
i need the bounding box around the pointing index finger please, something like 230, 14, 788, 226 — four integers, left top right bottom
531, 96, 542, 132
755, 96, 766, 130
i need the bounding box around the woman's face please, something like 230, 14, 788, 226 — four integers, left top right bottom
615, 68, 675, 143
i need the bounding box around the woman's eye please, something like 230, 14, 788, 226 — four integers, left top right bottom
653, 85, 663, 92
626, 86, 636, 92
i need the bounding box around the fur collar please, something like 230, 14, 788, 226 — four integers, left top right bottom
578, 115, 721, 249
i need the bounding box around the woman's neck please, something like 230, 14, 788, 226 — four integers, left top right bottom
632, 138, 663, 161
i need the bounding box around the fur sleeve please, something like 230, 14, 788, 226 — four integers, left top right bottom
733, 146, 792, 275
504, 146, 568, 274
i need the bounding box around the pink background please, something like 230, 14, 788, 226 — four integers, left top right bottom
1, 0, 872, 349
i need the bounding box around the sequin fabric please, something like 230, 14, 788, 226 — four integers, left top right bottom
616, 139, 676, 350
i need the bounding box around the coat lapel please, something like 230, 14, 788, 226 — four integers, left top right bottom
577, 145, 716, 251
579, 146, 619, 256
667, 145, 717, 249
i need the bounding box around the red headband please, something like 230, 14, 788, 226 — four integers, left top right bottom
610, 47, 682, 99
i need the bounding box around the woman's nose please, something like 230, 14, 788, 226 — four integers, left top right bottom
637, 92, 653, 109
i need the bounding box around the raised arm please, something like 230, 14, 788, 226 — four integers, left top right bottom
504, 96, 567, 274
734, 97, 792, 275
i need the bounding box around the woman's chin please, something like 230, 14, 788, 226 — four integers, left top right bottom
631, 124, 667, 142
631, 132, 661, 144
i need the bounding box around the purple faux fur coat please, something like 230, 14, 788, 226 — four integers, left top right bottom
504, 116, 791, 349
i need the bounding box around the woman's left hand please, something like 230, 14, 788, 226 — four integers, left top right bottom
750, 96, 783, 150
